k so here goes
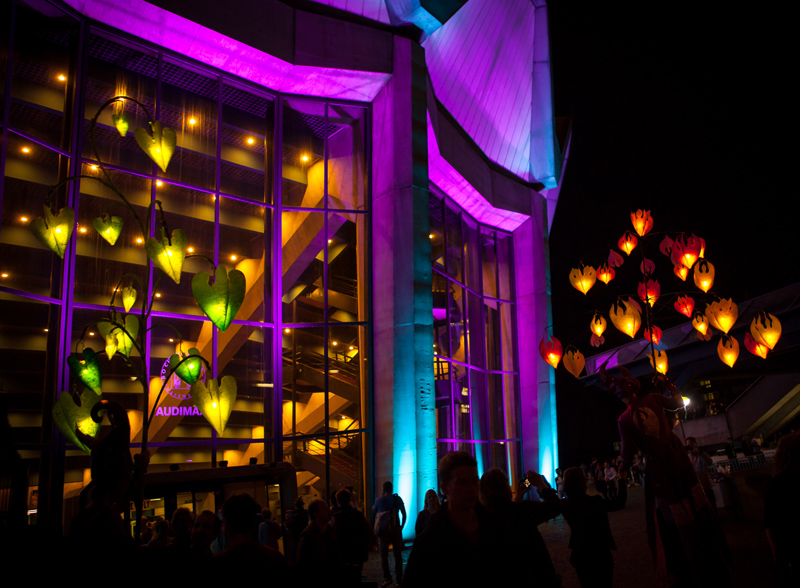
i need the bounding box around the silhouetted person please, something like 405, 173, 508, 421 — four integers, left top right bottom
332, 488, 371, 583
190, 510, 221, 558
481, 468, 561, 587
373, 480, 406, 587
764, 431, 800, 586
214, 493, 287, 571
414, 489, 440, 536
561, 466, 627, 587
403, 451, 505, 587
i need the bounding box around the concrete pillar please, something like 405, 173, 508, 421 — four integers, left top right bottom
513, 192, 558, 483
372, 36, 435, 538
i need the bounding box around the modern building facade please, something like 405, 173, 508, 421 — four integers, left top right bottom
0, 0, 565, 536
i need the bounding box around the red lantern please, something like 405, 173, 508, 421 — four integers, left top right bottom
673, 264, 689, 281
563, 348, 586, 379
590, 313, 607, 337
618, 232, 638, 256
717, 335, 739, 368
637, 279, 660, 307
750, 312, 781, 350
590, 333, 605, 347
659, 235, 673, 257
597, 263, 615, 284
705, 299, 738, 334
608, 249, 624, 268
648, 350, 668, 375
744, 332, 769, 359
609, 299, 641, 338
671, 233, 703, 269
692, 313, 710, 336
539, 335, 563, 368
644, 325, 663, 345
640, 258, 655, 275
630, 209, 653, 237
569, 264, 596, 295
674, 295, 695, 318
696, 330, 712, 342
693, 259, 715, 293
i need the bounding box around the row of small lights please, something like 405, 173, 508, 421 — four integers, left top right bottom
48, 74, 314, 152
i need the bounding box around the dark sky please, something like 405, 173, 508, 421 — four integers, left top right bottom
545, 2, 793, 465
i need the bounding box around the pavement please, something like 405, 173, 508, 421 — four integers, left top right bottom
362, 484, 776, 587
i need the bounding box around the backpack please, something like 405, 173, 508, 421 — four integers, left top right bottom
374, 494, 402, 535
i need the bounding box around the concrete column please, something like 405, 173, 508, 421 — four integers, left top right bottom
372, 36, 435, 538
513, 192, 558, 483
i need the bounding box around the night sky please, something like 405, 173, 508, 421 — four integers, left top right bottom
546, 2, 793, 466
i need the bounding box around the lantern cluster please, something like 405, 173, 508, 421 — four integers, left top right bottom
561, 207, 784, 377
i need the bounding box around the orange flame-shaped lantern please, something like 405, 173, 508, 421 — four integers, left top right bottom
608, 249, 624, 268
671, 233, 703, 269
698, 237, 706, 259
597, 263, 615, 284
569, 264, 596, 295
563, 348, 586, 379
750, 312, 781, 350
590, 313, 607, 337
717, 335, 739, 368
693, 259, 714, 293
705, 299, 738, 334
673, 264, 689, 281
637, 279, 661, 307
631, 209, 653, 237
640, 258, 655, 275
659, 235, 673, 257
692, 313, 710, 336
744, 332, 769, 359
539, 335, 563, 369
618, 232, 638, 256
674, 295, 695, 318
648, 350, 668, 375
644, 325, 663, 345
609, 299, 641, 339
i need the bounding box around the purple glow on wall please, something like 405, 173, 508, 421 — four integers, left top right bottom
427, 113, 529, 231
64, 0, 391, 102
422, 0, 557, 188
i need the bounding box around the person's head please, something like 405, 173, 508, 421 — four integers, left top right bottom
152, 516, 169, 538
438, 451, 479, 511
308, 499, 331, 527
222, 494, 260, 539
604, 461, 610, 468
295, 497, 305, 510
261, 507, 272, 521
191, 510, 221, 548
563, 467, 588, 497
424, 489, 440, 511
479, 468, 512, 513
171, 507, 194, 538
686, 436, 697, 447
336, 488, 352, 508
774, 431, 800, 475
600, 365, 640, 402
382, 481, 393, 495
727, 437, 733, 443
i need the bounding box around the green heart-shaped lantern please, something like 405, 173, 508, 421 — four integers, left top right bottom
134, 121, 176, 172
192, 266, 246, 332
111, 112, 129, 137
146, 228, 186, 284
191, 376, 237, 435
122, 285, 137, 313
30, 205, 74, 259
92, 214, 123, 246
52, 388, 102, 454
98, 315, 139, 360
169, 348, 203, 385
67, 348, 102, 394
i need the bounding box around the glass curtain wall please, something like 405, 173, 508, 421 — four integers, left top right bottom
0, 0, 370, 524
429, 190, 521, 486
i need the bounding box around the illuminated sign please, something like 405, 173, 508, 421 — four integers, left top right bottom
155, 355, 207, 416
